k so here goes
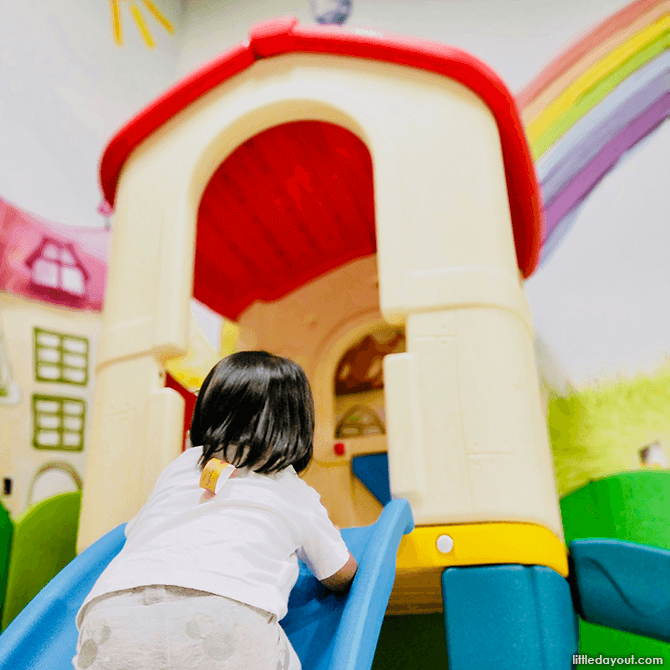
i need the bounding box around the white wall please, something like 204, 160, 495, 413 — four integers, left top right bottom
0, 0, 183, 228
525, 122, 670, 387
178, 0, 632, 88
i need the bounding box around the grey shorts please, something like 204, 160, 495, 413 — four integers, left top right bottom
73, 585, 301, 670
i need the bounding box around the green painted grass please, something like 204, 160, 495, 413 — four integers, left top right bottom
549, 363, 670, 498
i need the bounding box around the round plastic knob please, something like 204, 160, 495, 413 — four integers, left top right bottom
436, 534, 454, 554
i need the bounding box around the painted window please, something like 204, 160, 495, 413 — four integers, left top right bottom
34, 328, 89, 385
31, 243, 86, 297
333, 326, 404, 441
336, 405, 386, 438
32, 395, 86, 451
335, 327, 405, 396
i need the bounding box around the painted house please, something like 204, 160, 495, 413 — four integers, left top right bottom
0, 195, 108, 626
0, 196, 108, 517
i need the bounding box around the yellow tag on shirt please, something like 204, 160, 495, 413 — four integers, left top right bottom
199, 457, 237, 495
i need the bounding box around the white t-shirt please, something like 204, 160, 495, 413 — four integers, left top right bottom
78, 447, 350, 623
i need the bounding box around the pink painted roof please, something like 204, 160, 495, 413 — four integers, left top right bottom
0, 196, 109, 312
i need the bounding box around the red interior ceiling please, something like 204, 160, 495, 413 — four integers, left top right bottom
194, 121, 375, 321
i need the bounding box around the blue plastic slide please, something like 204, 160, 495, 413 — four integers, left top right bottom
0, 498, 413, 670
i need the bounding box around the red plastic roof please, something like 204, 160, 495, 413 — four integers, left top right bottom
100, 18, 543, 319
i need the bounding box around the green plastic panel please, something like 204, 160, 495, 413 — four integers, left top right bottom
561, 471, 670, 547
561, 471, 670, 663
1, 492, 81, 630
0, 502, 13, 623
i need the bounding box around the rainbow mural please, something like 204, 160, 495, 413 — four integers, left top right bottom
518, 0, 669, 263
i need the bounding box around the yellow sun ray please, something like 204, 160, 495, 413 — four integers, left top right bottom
111, 0, 122, 45
130, 3, 155, 48
143, 0, 174, 34
109, 0, 175, 49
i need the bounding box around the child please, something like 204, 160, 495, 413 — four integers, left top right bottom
73, 351, 357, 670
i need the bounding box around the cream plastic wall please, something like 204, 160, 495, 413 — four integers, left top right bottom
237, 255, 385, 528
78, 50, 563, 549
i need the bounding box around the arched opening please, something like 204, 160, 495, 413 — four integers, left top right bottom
183, 119, 384, 525
166, 120, 378, 450
334, 325, 405, 440
191, 120, 376, 322
28, 462, 82, 507
334, 325, 405, 507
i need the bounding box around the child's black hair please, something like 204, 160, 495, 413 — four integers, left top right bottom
190, 351, 314, 474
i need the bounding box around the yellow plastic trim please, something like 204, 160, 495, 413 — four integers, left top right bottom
396, 522, 568, 577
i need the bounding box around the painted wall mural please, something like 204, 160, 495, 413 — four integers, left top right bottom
0, 195, 109, 627
0, 329, 20, 406
518, 2, 669, 657
109, 0, 175, 48
518, 0, 669, 263
310, 0, 352, 26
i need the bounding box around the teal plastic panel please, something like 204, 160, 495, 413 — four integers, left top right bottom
442, 564, 578, 670
351, 454, 391, 506
571, 538, 670, 643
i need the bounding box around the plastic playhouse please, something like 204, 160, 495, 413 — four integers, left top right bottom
1, 18, 670, 670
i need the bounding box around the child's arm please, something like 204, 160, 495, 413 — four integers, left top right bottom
319, 551, 358, 592
296, 498, 357, 593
